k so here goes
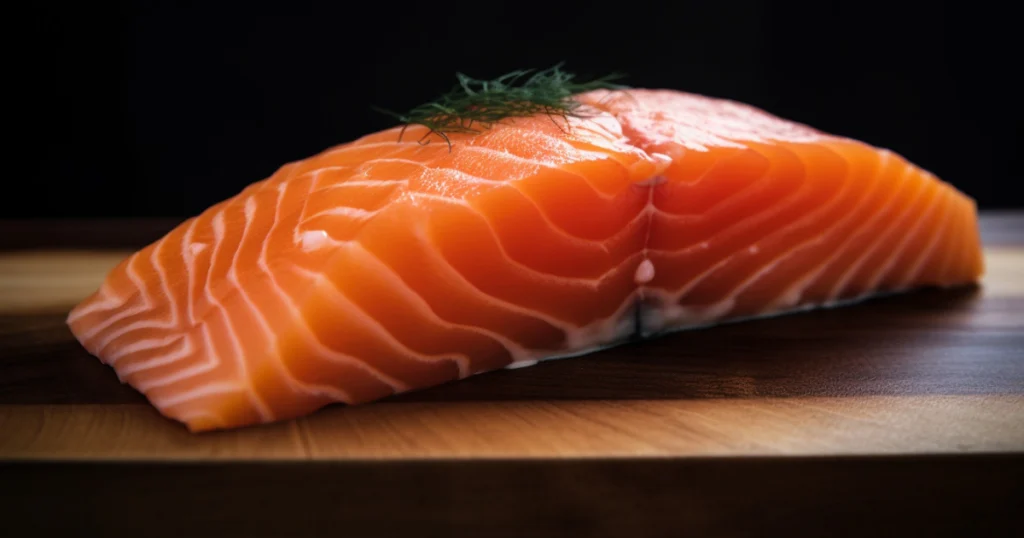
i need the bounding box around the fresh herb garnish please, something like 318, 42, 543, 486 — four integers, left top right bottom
373, 63, 627, 150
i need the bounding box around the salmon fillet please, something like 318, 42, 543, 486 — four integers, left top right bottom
66, 89, 984, 432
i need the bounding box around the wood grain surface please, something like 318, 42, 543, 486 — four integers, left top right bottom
1, 214, 1022, 537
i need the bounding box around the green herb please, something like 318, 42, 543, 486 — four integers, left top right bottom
373, 63, 628, 150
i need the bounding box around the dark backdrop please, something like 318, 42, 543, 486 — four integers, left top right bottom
14, 1, 1021, 218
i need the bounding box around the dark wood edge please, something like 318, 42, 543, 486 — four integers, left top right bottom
2, 454, 1021, 537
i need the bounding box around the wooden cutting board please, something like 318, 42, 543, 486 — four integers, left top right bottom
1, 214, 1022, 537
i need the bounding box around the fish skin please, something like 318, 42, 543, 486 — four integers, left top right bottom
67, 89, 984, 432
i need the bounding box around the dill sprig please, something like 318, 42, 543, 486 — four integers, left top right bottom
373, 63, 628, 150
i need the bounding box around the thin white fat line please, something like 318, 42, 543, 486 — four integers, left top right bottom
66, 277, 123, 323
110, 215, 230, 397
636, 176, 658, 299
78, 252, 151, 342
638, 159, 791, 257
894, 187, 957, 288
467, 195, 652, 287
133, 322, 218, 393
150, 223, 181, 337
304, 206, 383, 220
371, 213, 579, 338
293, 263, 470, 377
499, 179, 649, 253
692, 144, 863, 309
348, 242, 532, 364
91, 248, 179, 359
649, 146, 814, 301
344, 242, 645, 370
104, 333, 185, 364
259, 255, 405, 395
250, 180, 356, 402
292, 171, 323, 245
764, 148, 894, 307
406, 189, 651, 287
150, 381, 245, 410
118, 335, 194, 379
214, 198, 274, 421
860, 167, 944, 292
935, 198, 969, 282
827, 160, 925, 298
322, 179, 409, 188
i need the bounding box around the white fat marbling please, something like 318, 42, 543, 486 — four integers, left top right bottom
299, 230, 330, 252
187, 242, 207, 257
634, 259, 656, 285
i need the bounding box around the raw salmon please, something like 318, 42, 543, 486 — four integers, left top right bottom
66, 88, 984, 432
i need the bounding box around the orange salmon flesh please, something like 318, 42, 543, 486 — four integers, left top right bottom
67, 89, 984, 432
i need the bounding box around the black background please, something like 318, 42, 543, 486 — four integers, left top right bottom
14, 1, 1022, 218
